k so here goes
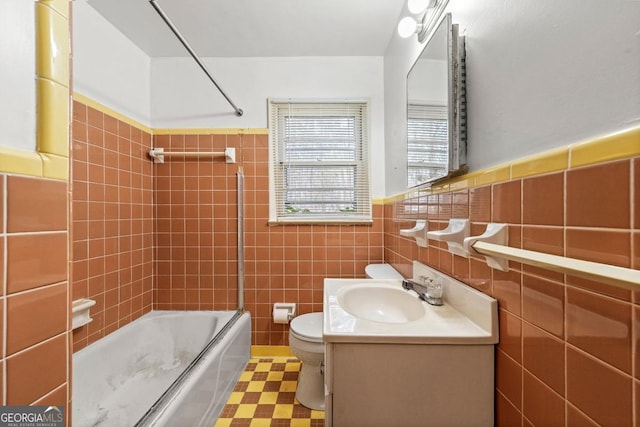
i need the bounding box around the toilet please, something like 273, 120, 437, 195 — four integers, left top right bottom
288, 264, 403, 411
289, 312, 324, 410
365, 263, 404, 279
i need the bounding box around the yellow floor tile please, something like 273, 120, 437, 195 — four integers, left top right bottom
235, 404, 257, 418
226, 391, 244, 404
272, 404, 294, 419
279, 381, 298, 392
217, 357, 325, 425
258, 391, 279, 404
247, 381, 266, 392
267, 371, 284, 381
250, 420, 273, 427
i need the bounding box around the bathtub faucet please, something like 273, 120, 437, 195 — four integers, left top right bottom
402, 276, 444, 306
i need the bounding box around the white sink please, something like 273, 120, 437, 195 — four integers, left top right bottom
323, 262, 499, 344
337, 283, 425, 324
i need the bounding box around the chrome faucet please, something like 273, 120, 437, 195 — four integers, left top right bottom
402, 276, 444, 306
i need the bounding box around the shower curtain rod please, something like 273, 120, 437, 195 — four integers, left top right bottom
149, 0, 244, 117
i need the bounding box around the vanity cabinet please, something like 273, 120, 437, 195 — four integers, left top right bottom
322, 261, 498, 427
324, 342, 494, 427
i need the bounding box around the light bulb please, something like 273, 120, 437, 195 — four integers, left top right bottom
407, 0, 431, 14
397, 17, 418, 38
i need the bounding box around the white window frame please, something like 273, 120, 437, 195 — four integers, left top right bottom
268, 99, 372, 224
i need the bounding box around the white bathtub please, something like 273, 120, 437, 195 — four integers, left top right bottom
73, 310, 250, 427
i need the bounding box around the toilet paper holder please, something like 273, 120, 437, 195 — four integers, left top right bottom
273, 303, 296, 323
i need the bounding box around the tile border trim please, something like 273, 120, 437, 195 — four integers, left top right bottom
251, 345, 295, 358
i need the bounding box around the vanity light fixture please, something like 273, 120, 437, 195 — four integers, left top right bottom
397, 0, 445, 42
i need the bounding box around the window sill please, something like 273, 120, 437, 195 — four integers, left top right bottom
268, 217, 373, 226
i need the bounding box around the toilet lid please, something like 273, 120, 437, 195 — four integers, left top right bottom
290, 312, 323, 342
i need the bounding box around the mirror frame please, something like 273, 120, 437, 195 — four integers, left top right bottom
406, 13, 467, 188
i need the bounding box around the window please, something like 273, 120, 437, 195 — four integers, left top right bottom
269, 101, 371, 223
407, 103, 448, 187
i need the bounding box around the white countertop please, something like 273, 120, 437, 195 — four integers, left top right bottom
323, 278, 499, 345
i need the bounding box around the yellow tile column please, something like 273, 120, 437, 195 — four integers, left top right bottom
36, 0, 70, 181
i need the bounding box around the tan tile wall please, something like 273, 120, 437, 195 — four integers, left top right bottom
1, 174, 69, 409
71, 101, 154, 351
154, 133, 385, 345
153, 134, 241, 311
384, 157, 640, 426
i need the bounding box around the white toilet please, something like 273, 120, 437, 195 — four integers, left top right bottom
364, 263, 404, 280
289, 264, 402, 411
289, 312, 324, 410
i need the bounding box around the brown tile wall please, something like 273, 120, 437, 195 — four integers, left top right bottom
71, 102, 385, 349
71, 101, 154, 351
153, 134, 241, 312
384, 157, 640, 426
1, 174, 69, 410
154, 133, 385, 345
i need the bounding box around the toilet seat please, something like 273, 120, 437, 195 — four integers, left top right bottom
290, 313, 323, 343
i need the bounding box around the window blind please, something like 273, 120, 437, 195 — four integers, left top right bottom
407, 103, 448, 187
269, 101, 371, 223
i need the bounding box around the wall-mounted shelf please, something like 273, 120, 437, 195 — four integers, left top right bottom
463, 223, 509, 271
400, 220, 428, 247
427, 219, 469, 257
72, 298, 96, 330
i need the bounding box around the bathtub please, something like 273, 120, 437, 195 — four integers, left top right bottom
73, 310, 250, 427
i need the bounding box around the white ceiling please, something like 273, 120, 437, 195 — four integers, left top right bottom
85, 0, 408, 57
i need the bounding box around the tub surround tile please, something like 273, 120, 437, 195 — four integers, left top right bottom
32, 383, 67, 407
6, 334, 67, 405
72, 102, 154, 350
7, 233, 67, 294
7, 283, 67, 355
7, 176, 67, 232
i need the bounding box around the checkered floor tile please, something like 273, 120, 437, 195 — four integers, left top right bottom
214, 358, 325, 427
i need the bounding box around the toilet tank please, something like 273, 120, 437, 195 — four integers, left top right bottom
364, 264, 403, 280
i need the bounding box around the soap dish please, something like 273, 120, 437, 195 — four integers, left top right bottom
72, 298, 96, 330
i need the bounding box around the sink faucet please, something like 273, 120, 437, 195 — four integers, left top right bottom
402, 276, 444, 306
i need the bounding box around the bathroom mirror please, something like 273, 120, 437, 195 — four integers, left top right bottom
407, 13, 466, 188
